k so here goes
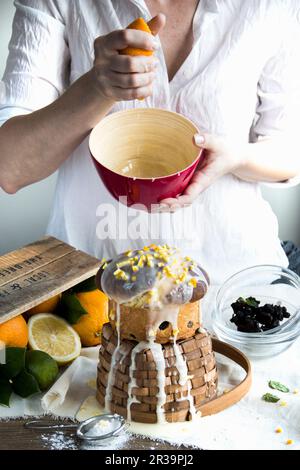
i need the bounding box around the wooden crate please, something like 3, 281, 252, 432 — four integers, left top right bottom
0, 237, 100, 324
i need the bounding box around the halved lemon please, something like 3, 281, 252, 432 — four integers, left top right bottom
28, 313, 81, 365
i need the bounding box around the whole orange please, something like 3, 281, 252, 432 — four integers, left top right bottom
72, 290, 108, 347
0, 315, 28, 347
27, 294, 61, 316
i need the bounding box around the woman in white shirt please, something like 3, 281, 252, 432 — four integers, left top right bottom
0, 0, 299, 283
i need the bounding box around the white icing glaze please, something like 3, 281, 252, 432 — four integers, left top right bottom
198, 301, 202, 327
104, 303, 121, 412
126, 341, 147, 422
147, 304, 196, 419
198, 327, 207, 334
172, 333, 188, 386
186, 379, 197, 419
128, 411, 202, 438
102, 246, 209, 422
101, 245, 209, 307
148, 339, 167, 424
104, 301, 199, 421
116, 302, 121, 348
171, 312, 197, 417
76, 397, 203, 440
126, 340, 167, 424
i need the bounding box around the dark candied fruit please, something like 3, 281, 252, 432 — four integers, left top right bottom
159, 321, 170, 331
230, 297, 291, 333
255, 310, 273, 326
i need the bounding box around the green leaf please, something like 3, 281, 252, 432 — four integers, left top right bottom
245, 297, 260, 308
12, 370, 40, 398
269, 381, 290, 393
58, 292, 88, 325
0, 347, 26, 379
237, 297, 260, 308
0, 378, 13, 407
71, 276, 97, 293
262, 393, 280, 403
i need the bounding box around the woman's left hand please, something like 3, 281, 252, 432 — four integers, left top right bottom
158, 133, 246, 211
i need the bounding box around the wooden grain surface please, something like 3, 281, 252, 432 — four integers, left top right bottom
0, 237, 100, 324
0, 417, 188, 450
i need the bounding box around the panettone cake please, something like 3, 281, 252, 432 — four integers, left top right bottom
96, 245, 217, 423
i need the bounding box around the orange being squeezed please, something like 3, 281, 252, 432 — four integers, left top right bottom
120, 17, 154, 56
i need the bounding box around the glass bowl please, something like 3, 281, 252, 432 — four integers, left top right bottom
212, 265, 300, 359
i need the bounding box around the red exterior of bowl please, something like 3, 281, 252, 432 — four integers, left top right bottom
91, 153, 201, 209
89, 109, 202, 210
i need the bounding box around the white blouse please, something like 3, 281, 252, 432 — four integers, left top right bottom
1, 0, 300, 283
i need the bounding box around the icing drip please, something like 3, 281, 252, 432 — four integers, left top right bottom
147, 305, 197, 419
172, 332, 188, 386
186, 379, 197, 419
198, 301, 202, 328
116, 303, 121, 348
127, 340, 167, 424
104, 303, 121, 411
126, 341, 147, 422
148, 340, 167, 424
171, 312, 197, 417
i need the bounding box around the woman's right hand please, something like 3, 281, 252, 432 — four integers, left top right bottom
92, 14, 165, 102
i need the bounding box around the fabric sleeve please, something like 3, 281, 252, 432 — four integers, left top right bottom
253, 7, 300, 138
0, 0, 70, 126
252, 5, 300, 188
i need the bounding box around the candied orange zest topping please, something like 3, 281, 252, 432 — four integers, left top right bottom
137, 259, 144, 268
149, 244, 157, 250
113, 245, 204, 293
188, 278, 198, 288
117, 260, 131, 268
113, 268, 129, 281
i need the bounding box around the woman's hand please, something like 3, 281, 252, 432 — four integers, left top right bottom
158, 133, 246, 211
92, 15, 165, 102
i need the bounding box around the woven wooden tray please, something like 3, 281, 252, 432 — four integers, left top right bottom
0, 237, 100, 324
97, 323, 252, 423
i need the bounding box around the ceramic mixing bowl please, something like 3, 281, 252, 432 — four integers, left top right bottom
89, 108, 202, 209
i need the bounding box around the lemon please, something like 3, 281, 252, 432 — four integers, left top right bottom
28, 314, 81, 365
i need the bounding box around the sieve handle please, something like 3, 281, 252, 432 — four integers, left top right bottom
24, 420, 78, 431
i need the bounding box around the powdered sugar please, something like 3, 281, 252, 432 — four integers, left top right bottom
40, 424, 130, 450
80, 432, 130, 451
41, 432, 77, 450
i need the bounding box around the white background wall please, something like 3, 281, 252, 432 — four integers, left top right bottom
0, 0, 57, 255
0, 0, 299, 255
